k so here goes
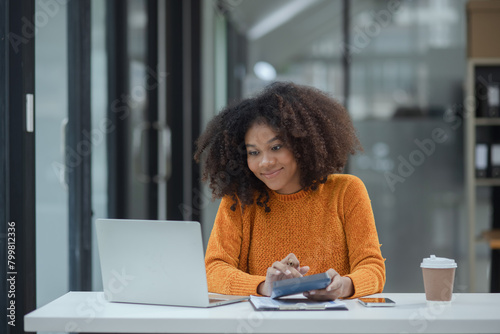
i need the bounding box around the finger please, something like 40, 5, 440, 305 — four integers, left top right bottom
283, 266, 303, 278
266, 266, 282, 278
275, 265, 305, 277
324, 268, 339, 287
273, 261, 304, 277
287, 266, 303, 278
304, 286, 340, 301
298, 266, 310, 275
281, 253, 299, 268
272, 261, 290, 274
304, 290, 338, 301
304, 290, 322, 300
326, 274, 342, 292
326, 268, 338, 279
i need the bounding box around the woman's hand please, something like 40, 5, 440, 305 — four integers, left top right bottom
257, 253, 310, 296
303, 268, 353, 300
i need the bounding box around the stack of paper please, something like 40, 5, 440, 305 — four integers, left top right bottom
250, 295, 347, 311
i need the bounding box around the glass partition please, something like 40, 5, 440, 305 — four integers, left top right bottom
349, 0, 473, 292
91, 0, 108, 292
35, 0, 69, 307
221, 0, 482, 292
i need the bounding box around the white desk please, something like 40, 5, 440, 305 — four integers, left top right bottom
24, 292, 500, 333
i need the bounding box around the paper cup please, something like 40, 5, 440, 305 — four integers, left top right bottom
421, 255, 457, 303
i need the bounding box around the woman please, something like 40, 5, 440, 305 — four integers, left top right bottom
194, 82, 385, 300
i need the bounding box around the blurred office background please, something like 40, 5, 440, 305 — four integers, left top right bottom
12, 0, 494, 318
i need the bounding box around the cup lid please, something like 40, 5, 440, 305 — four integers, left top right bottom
420, 255, 457, 269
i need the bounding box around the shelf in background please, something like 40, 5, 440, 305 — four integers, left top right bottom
475, 178, 500, 186
475, 118, 500, 126
480, 229, 500, 249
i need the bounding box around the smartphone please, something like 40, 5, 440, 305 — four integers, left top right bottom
271, 272, 331, 299
358, 297, 396, 307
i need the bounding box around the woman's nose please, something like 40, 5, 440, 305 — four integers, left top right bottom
259, 153, 275, 168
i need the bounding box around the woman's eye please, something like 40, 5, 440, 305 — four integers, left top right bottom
271, 145, 282, 151
247, 151, 258, 156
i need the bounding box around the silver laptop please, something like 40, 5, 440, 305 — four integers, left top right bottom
95, 218, 249, 307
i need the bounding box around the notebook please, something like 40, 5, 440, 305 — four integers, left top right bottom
249, 295, 347, 311
95, 218, 249, 307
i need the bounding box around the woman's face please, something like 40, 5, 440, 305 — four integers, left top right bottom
244, 122, 301, 194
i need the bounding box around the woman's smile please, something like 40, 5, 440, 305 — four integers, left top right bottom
261, 168, 283, 179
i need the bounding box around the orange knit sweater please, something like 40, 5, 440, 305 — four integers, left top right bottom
205, 174, 386, 298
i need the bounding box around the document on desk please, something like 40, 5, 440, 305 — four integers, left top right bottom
250, 295, 347, 311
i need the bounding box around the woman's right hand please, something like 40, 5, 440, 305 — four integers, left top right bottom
257, 253, 310, 296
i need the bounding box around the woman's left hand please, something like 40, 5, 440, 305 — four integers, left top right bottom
303, 268, 353, 301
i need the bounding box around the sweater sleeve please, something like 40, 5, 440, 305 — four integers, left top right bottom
205, 196, 266, 296
342, 176, 386, 298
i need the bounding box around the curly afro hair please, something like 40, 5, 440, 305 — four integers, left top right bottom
194, 81, 362, 212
